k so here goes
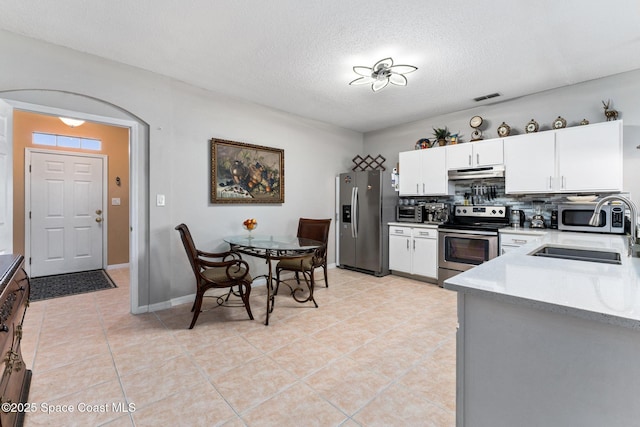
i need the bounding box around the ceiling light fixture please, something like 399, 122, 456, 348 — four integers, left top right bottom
59, 117, 85, 127
349, 57, 417, 92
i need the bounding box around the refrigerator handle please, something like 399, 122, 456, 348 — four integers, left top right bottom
350, 187, 356, 238
353, 186, 359, 238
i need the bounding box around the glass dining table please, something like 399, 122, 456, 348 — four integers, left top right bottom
223, 235, 324, 325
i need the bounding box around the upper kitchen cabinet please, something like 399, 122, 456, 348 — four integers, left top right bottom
505, 120, 623, 194
446, 138, 504, 170
504, 132, 555, 193
399, 147, 450, 196
555, 120, 622, 192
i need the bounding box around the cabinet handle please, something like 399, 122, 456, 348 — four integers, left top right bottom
549, 176, 552, 189
413, 240, 416, 250
477, 153, 480, 165
419, 231, 429, 236
562, 176, 566, 189
468, 154, 472, 166
513, 239, 527, 244
406, 239, 409, 250
416, 183, 419, 193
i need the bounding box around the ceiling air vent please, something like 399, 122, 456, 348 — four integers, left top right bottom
473, 93, 501, 102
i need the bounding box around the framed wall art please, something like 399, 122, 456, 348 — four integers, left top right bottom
210, 138, 284, 204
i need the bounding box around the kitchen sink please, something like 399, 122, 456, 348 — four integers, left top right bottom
529, 245, 622, 265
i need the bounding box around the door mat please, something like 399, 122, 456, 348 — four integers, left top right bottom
29, 270, 117, 301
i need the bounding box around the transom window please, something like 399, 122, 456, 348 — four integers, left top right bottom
32, 132, 101, 151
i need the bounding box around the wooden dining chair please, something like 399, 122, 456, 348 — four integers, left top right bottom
175, 224, 253, 329
275, 218, 331, 301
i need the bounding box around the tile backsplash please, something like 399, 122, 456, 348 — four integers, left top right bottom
397, 178, 626, 227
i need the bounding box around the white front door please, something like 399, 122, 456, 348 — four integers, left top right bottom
0, 100, 13, 255
29, 151, 104, 277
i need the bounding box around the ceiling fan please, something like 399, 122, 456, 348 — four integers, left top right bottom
349, 57, 418, 92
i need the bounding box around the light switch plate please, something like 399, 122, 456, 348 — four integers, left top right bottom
156, 194, 166, 206
112, 198, 121, 206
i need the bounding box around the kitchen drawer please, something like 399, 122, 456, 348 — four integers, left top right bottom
500, 234, 541, 246
500, 231, 545, 255
389, 226, 412, 237
412, 228, 437, 239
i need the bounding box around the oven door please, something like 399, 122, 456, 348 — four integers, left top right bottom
438, 230, 498, 281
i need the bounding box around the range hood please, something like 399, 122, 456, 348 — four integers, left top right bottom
448, 164, 505, 180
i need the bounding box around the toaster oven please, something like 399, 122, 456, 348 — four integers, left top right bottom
396, 204, 424, 223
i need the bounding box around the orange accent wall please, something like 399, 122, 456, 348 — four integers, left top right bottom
12, 110, 130, 266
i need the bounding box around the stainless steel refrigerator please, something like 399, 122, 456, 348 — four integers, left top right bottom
337, 170, 396, 276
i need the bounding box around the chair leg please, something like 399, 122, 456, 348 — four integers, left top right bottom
308, 270, 318, 308
323, 263, 329, 288
240, 283, 254, 320
295, 271, 300, 284
189, 290, 205, 329
275, 268, 281, 295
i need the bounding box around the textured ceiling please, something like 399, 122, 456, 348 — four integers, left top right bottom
1, 0, 640, 133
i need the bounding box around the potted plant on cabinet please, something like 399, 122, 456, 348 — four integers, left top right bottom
432, 127, 451, 146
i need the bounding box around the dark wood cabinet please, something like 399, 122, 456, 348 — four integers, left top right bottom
0, 255, 31, 427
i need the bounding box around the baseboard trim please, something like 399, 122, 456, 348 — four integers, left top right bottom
107, 263, 129, 270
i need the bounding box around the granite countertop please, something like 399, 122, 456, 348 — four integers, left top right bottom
444, 231, 640, 329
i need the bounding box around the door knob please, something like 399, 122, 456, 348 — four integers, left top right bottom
95, 217, 103, 223
96, 209, 102, 215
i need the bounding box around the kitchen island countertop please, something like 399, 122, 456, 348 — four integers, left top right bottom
444, 230, 640, 329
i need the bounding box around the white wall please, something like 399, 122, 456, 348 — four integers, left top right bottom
364, 69, 640, 209
0, 30, 362, 308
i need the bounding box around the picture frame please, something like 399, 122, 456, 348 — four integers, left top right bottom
210, 138, 284, 204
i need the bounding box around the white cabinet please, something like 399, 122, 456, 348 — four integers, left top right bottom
499, 230, 546, 255
389, 226, 412, 273
504, 132, 555, 193
389, 225, 438, 279
411, 228, 438, 278
446, 138, 504, 170
398, 148, 450, 196
504, 120, 623, 194
555, 121, 623, 192
398, 150, 422, 196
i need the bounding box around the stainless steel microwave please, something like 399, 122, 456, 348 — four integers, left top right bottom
396, 204, 423, 223
557, 203, 625, 234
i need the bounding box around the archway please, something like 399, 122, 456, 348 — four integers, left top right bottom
0, 89, 150, 314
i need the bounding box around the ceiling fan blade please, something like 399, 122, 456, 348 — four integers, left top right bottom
389, 73, 407, 86
352, 66, 373, 77
349, 76, 376, 85
372, 78, 389, 92
390, 65, 417, 74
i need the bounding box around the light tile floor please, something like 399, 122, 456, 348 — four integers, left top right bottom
21, 267, 457, 426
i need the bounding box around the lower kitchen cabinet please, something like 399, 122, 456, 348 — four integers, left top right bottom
389, 224, 438, 280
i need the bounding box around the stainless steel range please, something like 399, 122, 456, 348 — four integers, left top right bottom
437, 205, 509, 287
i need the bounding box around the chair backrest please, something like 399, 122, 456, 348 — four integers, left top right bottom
175, 224, 201, 279
297, 218, 331, 245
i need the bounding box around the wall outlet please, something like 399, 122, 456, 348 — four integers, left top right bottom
112, 198, 121, 206
156, 194, 166, 206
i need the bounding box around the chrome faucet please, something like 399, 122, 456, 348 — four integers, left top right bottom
589, 195, 639, 257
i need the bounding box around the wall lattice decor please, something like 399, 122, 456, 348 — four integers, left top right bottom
352, 154, 386, 171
